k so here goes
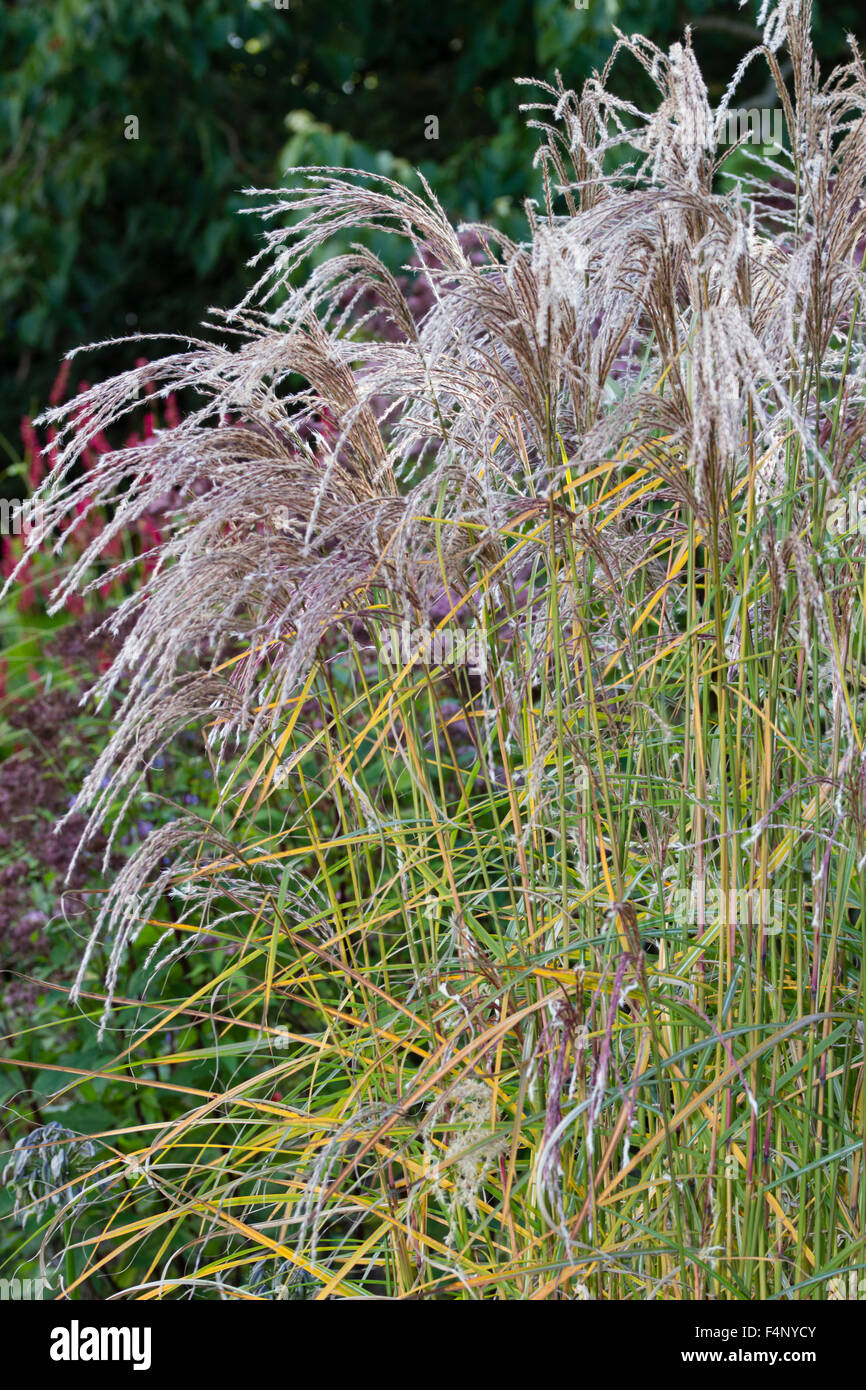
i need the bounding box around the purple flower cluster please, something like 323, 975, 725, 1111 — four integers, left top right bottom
0, 682, 118, 1016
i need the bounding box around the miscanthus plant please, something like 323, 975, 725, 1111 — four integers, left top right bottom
4, 0, 866, 1299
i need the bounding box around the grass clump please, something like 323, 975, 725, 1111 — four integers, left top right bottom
2, 0, 866, 1299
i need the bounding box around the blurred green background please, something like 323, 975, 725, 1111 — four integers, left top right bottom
1, 0, 862, 459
